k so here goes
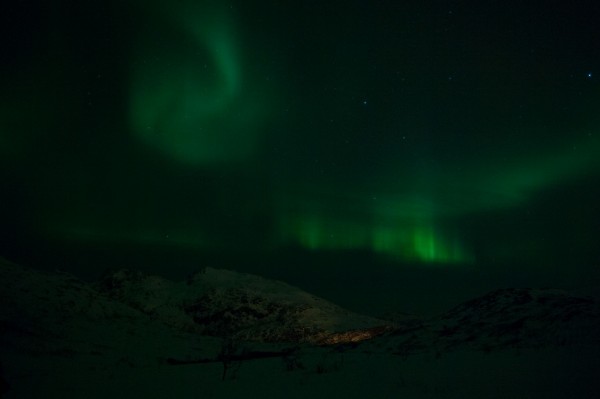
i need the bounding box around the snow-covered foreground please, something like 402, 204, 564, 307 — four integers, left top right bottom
4, 343, 599, 398
1, 257, 599, 398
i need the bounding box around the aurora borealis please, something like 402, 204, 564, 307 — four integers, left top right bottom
2, 0, 600, 311
128, 0, 271, 164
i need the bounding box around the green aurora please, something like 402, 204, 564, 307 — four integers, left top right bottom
128, 0, 271, 164
121, 1, 600, 264
1, 0, 599, 276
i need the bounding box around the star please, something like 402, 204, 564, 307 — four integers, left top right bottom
586, 72, 592, 78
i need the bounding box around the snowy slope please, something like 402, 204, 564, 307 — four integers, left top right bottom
363, 287, 600, 357
93, 267, 390, 343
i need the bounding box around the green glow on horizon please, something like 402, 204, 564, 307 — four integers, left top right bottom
277, 213, 472, 264
410, 224, 472, 263
273, 134, 599, 265
128, 1, 268, 165
272, 134, 600, 265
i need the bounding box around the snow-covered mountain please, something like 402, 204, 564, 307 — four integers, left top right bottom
93, 267, 390, 343
366, 287, 600, 357
2, 257, 600, 398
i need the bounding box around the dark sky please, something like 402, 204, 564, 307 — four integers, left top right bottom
2, 0, 600, 314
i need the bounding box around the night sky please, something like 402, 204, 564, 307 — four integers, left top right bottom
2, 0, 600, 314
